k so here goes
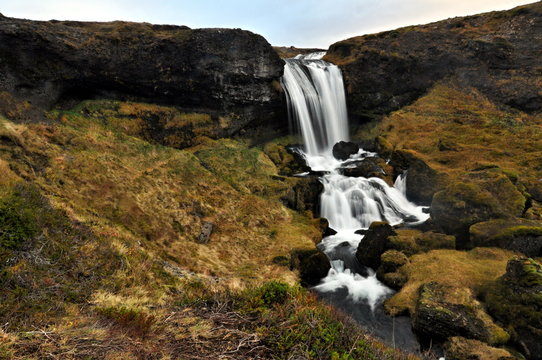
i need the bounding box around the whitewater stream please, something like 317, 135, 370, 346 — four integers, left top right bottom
281, 53, 429, 350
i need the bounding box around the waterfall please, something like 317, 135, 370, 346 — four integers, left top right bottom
280, 53, 349, 155
281, 53, 429, 315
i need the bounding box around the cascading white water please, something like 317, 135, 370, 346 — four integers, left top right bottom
281, 53, 349, 155
281, 53, 429, 311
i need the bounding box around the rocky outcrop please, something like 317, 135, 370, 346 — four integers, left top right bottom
470, 219, 542, 257
325, 2, 542, 120
413, 282, 509, 345
484, 257, 542, 360
0, 16, 285, 138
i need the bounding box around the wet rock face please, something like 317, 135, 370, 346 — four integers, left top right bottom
0, 16, 285, 135
355, 221, 396, 269
332, 141, 359, 160
326, 2, 542, 120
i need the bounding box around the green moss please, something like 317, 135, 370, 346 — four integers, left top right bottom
0, 189, 38, 251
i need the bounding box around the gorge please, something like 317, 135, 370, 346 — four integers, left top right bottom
0, 2, 541, 360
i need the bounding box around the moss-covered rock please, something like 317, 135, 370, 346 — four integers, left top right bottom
290, 248, 331, 286
379, 250, 409, 273
384, 248, 516, 317
484, 257, 542, 360
444, 336, 515, 360
431, 168, 526, 244
263, 140, 309, 176
413, 282, 509, 345
470, 219, 542, 257
377, 250, 409, 289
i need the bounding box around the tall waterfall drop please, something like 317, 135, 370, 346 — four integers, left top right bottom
281, 53, 428, 348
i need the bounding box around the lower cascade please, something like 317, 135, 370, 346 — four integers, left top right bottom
281, 53, 429, 350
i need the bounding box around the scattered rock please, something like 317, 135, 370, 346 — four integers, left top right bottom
413, 282, 509, 345
470, 218, 542, 257
290, 248, 331, 286
198, 222, 214, 244
444, 336, 514, 360
332, 141, 359, 160
355, 222, 396, 269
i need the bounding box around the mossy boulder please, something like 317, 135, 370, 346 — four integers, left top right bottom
290, 248, 330, 286
355, 222, 396, 269
391, 149, 444, 205
379, 250, 409, 273
413, 282, 509, 345
431, 168, 526, 244
377, 250, 409, 289
444, 336, 515, 360
470, 219, 542, 257
484, 257, 542, 360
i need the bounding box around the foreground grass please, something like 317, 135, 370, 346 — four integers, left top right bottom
0, 100, 417, 359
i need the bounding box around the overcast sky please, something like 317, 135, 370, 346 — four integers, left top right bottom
0, 0, 536, 48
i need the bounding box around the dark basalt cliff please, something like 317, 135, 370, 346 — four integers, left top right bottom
325, 2, 542, 120
0, 15, 285, 136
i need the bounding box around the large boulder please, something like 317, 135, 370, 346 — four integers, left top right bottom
413, 282, 509, 345
484, 257, 542, 360
355, 222, 396, 269
470, 219, 542, 257
0, 16, 285, 137
290, 248, 331, 286
391, 150, 444, 205
332, 141, 359, 160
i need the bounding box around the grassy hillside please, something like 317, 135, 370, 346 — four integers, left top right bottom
0, 100, 415, 359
